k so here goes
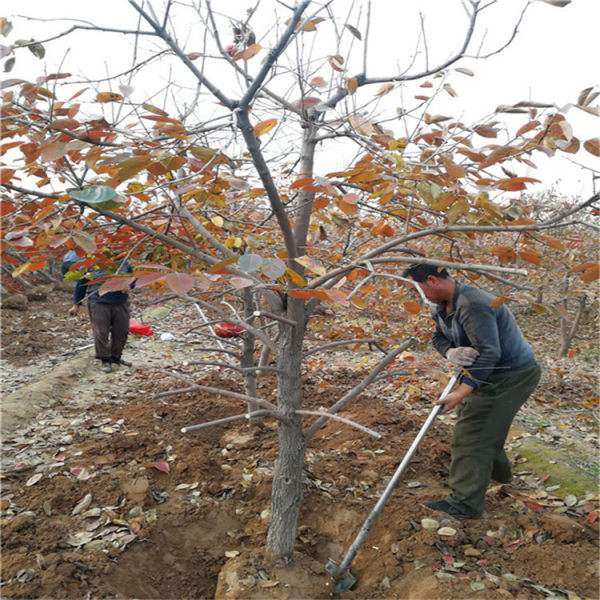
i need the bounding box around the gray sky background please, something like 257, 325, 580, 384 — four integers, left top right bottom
2, 0, 599, 198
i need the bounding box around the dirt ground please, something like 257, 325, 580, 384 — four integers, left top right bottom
0, 294, 598, 599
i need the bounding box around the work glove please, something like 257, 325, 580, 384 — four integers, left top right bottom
446, 346, 479, 366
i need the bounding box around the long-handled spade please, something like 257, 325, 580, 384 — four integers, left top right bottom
326, 372, 460, 593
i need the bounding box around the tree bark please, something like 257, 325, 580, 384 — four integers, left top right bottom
241, 288, 258, 409
559, 295, 587, 357
266, 296, 306, 559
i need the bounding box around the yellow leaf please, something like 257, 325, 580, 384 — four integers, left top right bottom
285, 267, 307, 287
211, 215, 224, 228
254, 118, 278, 137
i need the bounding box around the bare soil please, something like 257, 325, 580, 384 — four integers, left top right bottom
1, 296, 598, 599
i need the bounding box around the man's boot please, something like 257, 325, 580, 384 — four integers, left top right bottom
101, 360, 112, 373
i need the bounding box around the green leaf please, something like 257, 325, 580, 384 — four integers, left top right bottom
237, 253, 263, 274
64, 270, 86, 281
70, 186, 117, 204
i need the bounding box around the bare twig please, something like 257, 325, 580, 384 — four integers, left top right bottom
181, 410, 281, 433
156, 381, 278, 411
305, 338, 385, 356
253, 310, 297, 327
305, 338, 415, 441
296, 410, 382, 439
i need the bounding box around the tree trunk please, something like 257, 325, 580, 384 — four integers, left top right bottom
559, 295, 587, 357
266, 297, 306, 559
241, 288, 258, 409
267, 121, 315, 558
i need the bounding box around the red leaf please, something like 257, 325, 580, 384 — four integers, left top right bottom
152, 460, 170, 474
164, 272, 194, 294
587, 511, 598, 524
98, 276, 135, 296
132, 271, 166, 288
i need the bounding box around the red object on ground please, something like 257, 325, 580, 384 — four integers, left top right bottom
214, 321, 245, 338
129, 319, 154, 336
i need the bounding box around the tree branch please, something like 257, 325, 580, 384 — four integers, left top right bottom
324, 1, 480, 110
543, 192, 599, 225
239, 0, 312, 107
156, 381, 278, 411
295, 410, 382, 439
181, 410, 283, 433
305, 338, 415, 441
305, 338, 385, 356
128, 0, 236, 109
235, 109, 297, 259
308, 220, 589, 289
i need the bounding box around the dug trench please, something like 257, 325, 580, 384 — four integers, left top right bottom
1, 362, 598, 599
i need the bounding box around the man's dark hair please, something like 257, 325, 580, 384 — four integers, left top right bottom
402, 264, 450, 282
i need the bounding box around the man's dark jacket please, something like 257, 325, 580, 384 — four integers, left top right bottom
432, 282, 536, 389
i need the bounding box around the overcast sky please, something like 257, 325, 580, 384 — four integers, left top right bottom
2, 0, 599, 198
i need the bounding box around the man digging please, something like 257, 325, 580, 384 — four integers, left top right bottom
64, 254, 134, 373
403, 264, 541, 519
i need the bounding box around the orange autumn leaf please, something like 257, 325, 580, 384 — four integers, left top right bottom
0, 168, 15, 184
403, 300, 421, 315
254, 119, 278, 137
519, 247, 542, 265
290, 177, 314, 190
288, 289, 328, 301
234, 43, 262, 61
336, 194, 359, 216
497, 177, 540, 191
516, 120, 540, 137
581, 263, 599, 282
490, 296, 509, 309
492, 245, 516, 264
313, 196, 329, 210
583, 138, 600, 157
96, 92, 124, 103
